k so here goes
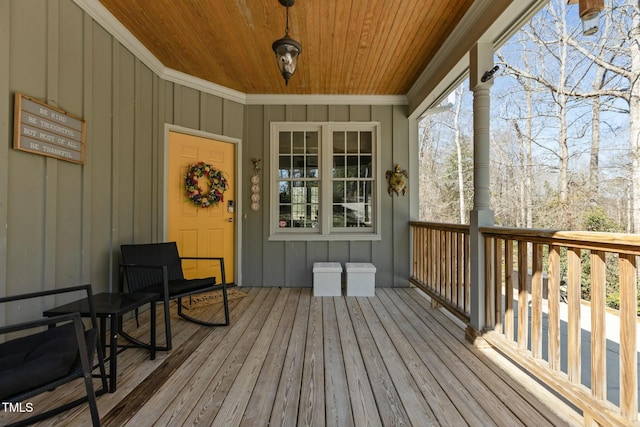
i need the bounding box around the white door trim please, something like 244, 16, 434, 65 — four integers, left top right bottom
162, 123, 243, 286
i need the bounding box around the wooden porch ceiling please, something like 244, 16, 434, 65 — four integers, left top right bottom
97, 0, 475, 95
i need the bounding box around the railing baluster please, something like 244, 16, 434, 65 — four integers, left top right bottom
567, 248, 581, 384
464, 233, 470, 314
445, 231, 452, 303
505, 239, 514, 342
485, 236, 494, 327
452, 231, 458, 308
531, 243, 543, 359
590, 250, 606, 404
433, 230, 442, 295
494, 238, 503, 333
547, 245, 561, 371
518, 241, 528, 351
411, 227, 422, 280
619, 254, 638, 420
418, 226, 424, 284
457, 232, 464, 310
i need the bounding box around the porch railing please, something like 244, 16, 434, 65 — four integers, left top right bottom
409, 222, 640, 427
409, 221, 470, 322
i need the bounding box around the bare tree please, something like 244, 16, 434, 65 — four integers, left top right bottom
564, 1, 640, 231
453, 87, 467, 223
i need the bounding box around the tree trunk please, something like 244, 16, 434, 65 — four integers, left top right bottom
630, 7, 640, 232
453, 87, 466, 223
525, 82, 533, 228
590, 95, 601, 201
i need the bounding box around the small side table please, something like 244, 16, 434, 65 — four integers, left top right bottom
44, 292, 158, 392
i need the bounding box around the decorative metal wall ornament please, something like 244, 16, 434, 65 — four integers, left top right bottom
184, 162, 228, 208
250, 158, 261, 211
385, 164, 409, 196
272, 0, 302, 86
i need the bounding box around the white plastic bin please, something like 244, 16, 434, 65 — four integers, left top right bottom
313, 262, 343, 296
345, 263, 376, 296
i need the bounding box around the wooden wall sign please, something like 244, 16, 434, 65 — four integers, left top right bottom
13, 93, 85, 164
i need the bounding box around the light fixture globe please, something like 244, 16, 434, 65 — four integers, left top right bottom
272, 0, 301, 86
272, 35, 302, 86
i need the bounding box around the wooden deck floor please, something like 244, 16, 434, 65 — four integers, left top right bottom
4, 287, 583, 426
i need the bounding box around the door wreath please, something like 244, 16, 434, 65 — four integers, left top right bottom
184, 162, 228, 208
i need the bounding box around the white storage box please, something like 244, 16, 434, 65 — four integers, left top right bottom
345, 263, 376, 296
313, 262, 343, 296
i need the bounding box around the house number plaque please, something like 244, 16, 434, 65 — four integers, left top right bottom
13, 93, 85, 164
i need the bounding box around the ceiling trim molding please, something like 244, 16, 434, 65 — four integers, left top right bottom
73, 0, 408, 107
162, 69, 247, 105
245, 94, 407, 106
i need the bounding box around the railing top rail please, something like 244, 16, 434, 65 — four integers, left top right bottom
409, 221, 470, 233
480, 226, 640, 255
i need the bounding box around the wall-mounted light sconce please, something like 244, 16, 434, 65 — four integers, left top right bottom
250, 158, 261, 211
272, 0, 302, 86
568, 0, 605, 36
481, 65, 499, 83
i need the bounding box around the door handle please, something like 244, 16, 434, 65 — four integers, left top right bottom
227, 218, 233, 222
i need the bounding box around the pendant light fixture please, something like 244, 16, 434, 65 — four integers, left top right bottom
567, 0, 605, 35
272, 0, 302, 86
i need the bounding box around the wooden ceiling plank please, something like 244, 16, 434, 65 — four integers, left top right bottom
349, 0, 388, 94
329, 0, 355, 93
388, 1, 456, 93
298, 0, 322, 93
401, 0, 473, 93
339, 0, 372, 94
371, 0, 423, 93
98, 0, 472, 95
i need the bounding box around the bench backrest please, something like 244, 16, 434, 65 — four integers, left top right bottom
121, 242, 185, 292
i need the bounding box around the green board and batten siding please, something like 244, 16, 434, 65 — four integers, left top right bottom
243, 104, 410, 288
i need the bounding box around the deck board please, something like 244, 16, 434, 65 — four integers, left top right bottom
9, 287, 583, 427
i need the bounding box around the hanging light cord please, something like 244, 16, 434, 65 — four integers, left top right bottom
285, 6, 290, 36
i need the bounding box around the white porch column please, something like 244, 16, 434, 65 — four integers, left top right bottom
467, 42, 495, 341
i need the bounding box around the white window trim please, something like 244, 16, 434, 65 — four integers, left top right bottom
269, 122, 382, 241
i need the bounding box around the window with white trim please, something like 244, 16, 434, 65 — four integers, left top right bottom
270, 122, 381, 240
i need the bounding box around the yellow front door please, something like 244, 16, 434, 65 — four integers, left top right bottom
168, 131, 235, 283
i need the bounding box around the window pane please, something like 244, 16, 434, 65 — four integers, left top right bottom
346, 181, 358, 202
279, 204, 292, 228
346, 131, 359, 153
292, 156, 305, 178
333, 155, 345, 178
360, 155, 372, 178
279, 156, 291, 178
333, 131, 345, 153
279, 132, 291, 154
290, 181, 319, 228
333, 205, 345, 227
360, 132, 372, 154
278, 181, 291, 203
346, 156, 359, 178
307, 132, 318, 154
333, 181, 344, 203
306, 155, 319, 178
293, 132, 305, 154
